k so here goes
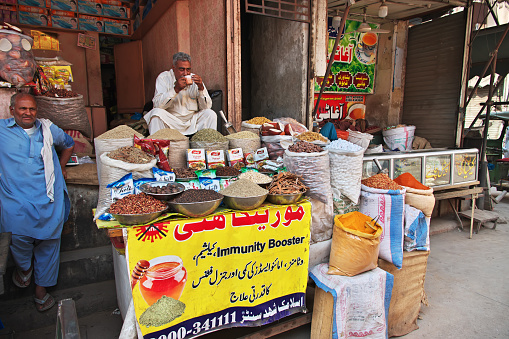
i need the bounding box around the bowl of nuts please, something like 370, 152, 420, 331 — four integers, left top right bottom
109, 193, 169, 225
140, 181, 185, 201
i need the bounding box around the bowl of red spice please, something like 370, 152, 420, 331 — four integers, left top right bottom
109, 193, 168, 225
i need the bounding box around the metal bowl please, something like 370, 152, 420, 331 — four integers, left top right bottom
168, 198, 223, 218
140, 181, 185, 201
111, 207, 168, 226
223, 194, 268, 211
267, 192, 305, 205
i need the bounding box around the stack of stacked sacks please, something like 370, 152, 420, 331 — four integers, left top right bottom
358, 172, 431, 337
309, 211, 394, 338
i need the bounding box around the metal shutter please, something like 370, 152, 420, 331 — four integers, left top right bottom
402, 12, 466, 148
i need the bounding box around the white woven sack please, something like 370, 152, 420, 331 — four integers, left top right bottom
283, 150, 332, 204
94, 137, 133, 185
94, 152, 156, 220
347, 130, 373, 150
328, 147, 364, 204
359, 184, 406, 269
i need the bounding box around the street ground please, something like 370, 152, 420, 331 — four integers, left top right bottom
4, 199, 509, 339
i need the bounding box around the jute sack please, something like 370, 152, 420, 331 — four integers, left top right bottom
328, 212, 382, 277
168, 138, 189, 169
378, 250, 430, 337
404, 186, 435, 217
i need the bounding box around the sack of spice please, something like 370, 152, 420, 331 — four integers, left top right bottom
241, 117, 273, 135
94, 150, 156, 220
328, 212, 383, 276
190, 128, 229, 152
360, 173, 406, 269
94, 125, 144, 185
394, 173, 435, 217
226, 131, 261, 154
147, 128, 189, 169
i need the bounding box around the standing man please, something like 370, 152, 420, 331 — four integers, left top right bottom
144, 52, 217, 135
0, 93, 74, 312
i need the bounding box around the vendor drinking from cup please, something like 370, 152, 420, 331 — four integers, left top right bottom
144, 52, 216, 136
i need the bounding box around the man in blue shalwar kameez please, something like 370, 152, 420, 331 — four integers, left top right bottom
0, 93, 74, 312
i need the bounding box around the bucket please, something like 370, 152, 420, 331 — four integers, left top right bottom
383, 125, 416, 151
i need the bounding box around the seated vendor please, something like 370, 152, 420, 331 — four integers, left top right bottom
144, 52, 217, 135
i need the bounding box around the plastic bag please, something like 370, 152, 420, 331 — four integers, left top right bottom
0, 29, 36, 87
327, 147, 364, 204
283, 149, 331, 204
273, 117, 308, 135
328, 212, 382, 276
94, 152, 156, 220
35, 95, 91, 138
261, 135, 293, 160
359, 184, 406, 268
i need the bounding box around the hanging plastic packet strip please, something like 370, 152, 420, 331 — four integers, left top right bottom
133, 178, 156, 194
199, 177, 222, 192
152, 167, 176, 182
134, 135, 172, 172
241, 167, 259, 173
195, 169, 217, 178
106, 173, 134, 202
180, 179, 201, 190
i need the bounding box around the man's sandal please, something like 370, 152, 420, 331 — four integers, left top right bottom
34, 293, 55, 312
12, 266, 32, 288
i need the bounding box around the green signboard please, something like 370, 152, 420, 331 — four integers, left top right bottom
315, 20, 379, 94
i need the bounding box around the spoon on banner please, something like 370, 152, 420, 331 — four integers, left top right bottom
131, 259, 150, 290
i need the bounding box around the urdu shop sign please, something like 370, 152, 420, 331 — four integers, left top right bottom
315, 19, 379, 94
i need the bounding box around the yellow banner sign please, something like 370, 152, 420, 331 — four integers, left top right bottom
127, 201, 311, 338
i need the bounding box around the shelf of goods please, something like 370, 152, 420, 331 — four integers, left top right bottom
362, 148, 479, 188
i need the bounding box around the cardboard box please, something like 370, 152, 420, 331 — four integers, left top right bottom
18, 0, 49, 7
18, 6, 51, 26
77, 0, 102, 15
103, 17, 129, 35
50, 9, 78, 29
51, 0, 77, 12
101, 0, 129, 19
78, 14, 104, 32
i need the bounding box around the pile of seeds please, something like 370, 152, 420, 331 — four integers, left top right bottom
288, 141, 324, 153
143, 183, 183, 194
226, 131, 260, 140
216, 166, 241, 177
42, 88, 79, 98
191, 129, 227, 142
171, 189, 223, 203
239, 171, 272, 184
108, 146, 154, 164
148, 128, 187, 140
362, 173, 402, 190
268, 172, 308, 194
246, 117, 272, 125
297, 131, 328, 143
96, 125, 144, 139
109, 193, 167, 214
219, 179, 268, 197
139, 296, 186, 328
173, 168, 197, 179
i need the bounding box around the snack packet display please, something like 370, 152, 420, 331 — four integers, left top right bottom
206, 150, 226, 169
187, 149, 206, 170
106, 173, 134, 201
152, 167, 176, 182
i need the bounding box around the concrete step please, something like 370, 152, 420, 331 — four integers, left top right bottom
0, 279, 118, 334
1, 245, 114, 301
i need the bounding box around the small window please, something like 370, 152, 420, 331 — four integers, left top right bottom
245, 0, 311, 23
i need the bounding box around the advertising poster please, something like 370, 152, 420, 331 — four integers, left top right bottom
315, 19, 379, 94
313, 93, 366, 122
126, 202, 312, 338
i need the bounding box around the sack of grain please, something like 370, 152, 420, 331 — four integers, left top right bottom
327, 146, 364, 204
347, 130, 373, 150
36, 94, 91, 138
94, 125, 144, 185
226, 131, 261, 154
147, 128, 189, 169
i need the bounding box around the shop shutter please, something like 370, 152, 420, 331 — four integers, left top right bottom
245, 0, 310, 23
402, 12, 466, 148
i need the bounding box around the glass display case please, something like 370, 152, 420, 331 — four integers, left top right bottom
362, 148, 478, 188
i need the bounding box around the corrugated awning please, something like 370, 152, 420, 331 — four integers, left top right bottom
470, 23, 509, 77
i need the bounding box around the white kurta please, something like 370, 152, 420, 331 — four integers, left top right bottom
144, 70, 216, 135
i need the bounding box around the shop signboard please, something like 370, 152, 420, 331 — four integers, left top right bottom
313, 93, 366, 122
126, 202, 312, 338
314, 19, 379, 94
